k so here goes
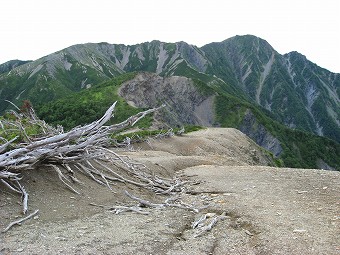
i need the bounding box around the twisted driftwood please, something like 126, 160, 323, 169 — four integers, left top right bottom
0, 102, 180, 217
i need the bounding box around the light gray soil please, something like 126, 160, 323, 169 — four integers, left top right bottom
0, 128, 339, 254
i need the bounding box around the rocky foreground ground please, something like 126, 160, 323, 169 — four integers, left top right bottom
0, 128, 339, 254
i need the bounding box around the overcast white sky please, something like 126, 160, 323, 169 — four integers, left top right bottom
1, 0, 339, 72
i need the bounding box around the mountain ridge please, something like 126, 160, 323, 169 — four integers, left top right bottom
0, 35, 339, 170
35, 72, 340, 170
202, 35, 339, 141
0, 59, 32, 75
1, 36, 338, 135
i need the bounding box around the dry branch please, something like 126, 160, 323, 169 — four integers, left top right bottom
0, 136, 18, 153
89, 202, 150, 215
16, 181, 29, 214
124, 190, 201, 212
0, 179, 21, 193
2, 209, 39, 233
193, 212, 227, 237
124, 190, 164, 208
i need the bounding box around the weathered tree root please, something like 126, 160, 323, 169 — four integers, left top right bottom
89, 202, 150, 215
124, 190, 204, 213
192, 212, 227, 237
91, 190, 221, 237
0, 102, 167, 216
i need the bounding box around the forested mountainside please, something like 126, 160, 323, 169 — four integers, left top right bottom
35, 72, 340, 170
0, 35, 339, 169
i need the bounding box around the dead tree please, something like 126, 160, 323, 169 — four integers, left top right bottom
0, 102, 191, 215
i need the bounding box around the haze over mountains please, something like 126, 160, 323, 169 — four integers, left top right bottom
0, 35, 339, 169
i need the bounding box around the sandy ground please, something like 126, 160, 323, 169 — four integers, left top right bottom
0, 128, 339, 254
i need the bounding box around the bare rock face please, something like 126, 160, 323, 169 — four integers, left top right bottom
239, 110, 283, 157
118, 72, 215, 127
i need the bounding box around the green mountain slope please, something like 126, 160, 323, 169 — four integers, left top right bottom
0, 40, 238, 113
36, 72, 139, 129
1, 36, 338, 142
0, 35, 339, 170
283, 51, 340, 141
202, 35, 340, 142
35, 72, 340, 170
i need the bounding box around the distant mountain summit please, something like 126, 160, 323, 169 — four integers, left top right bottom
0, 35, 339, 142
202, 35, 340, 141
0, 59, 31, 75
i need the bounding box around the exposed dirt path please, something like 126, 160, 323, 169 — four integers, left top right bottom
0, 128, 339, 254
184, 165, 340, 254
